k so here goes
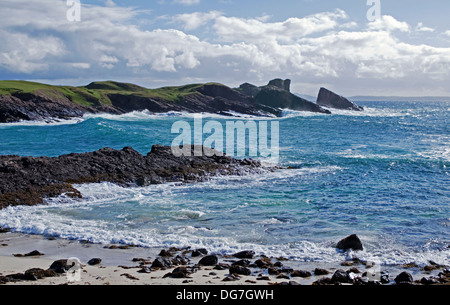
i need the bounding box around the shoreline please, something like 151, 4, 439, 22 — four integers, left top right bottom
0, 231, 448, 285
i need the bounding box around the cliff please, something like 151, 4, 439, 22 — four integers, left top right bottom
0, 79, 333, 123
0, 81, 266, 123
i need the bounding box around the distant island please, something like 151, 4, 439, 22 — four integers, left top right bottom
0, 79, 364, 123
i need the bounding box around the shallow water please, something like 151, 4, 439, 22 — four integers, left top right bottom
0, 101, 448, 266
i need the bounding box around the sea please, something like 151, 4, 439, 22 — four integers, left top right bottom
0, 101, 448, 267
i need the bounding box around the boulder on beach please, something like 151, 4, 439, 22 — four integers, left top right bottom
198, 255, 218, 266
336, 234, 364, 251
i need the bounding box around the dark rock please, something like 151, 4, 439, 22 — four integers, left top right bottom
23, 268, 56, 281
394, 272, 413, 284
280, 267, 294, 273
214, 263, 229, 270
422, 261, 446, 272
233, 259, 250, 267
192, 248, 208, 257
331, 269, 353, 284
312, 277, 334, 285
232, 250, 255, 259
223, 274, 240, 282
229, 265, 251, 276
164, 267, 191, 279
267, 79, 291, 92
438, 270, 450, 284
336, 234, 364, 251
291, 270, 312, 278
420, 277, 439, 285
317, 87, 364, 111
5, 273, 27, 282
254, 259, 272, 268
151, 257, 172, 269
268, 267, 280, 275
87, 258, 102, 266
171, 255, 190, 266
0, 226, 10, 233
314, 268, 330, 276
158, 249, 173, 257
347, 267, 361, 274
14, 250, 44, 257
198, 255, 218, 266
48, 259, 73, 274
256, 276, 271, 281
137, 267, 152, 274
0, 145, 267, 209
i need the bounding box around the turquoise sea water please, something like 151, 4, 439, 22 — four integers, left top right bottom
0, 101, 448, 266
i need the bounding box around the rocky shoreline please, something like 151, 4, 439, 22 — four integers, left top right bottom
0, 145, 270, 209
0, 79, 364, 123
0, 233, 448, 286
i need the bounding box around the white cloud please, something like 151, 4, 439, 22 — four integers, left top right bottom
1, 1, 450, 96
172, 11, 222, 31
0, 30, 65, 73
213, 9, 348, 43
415, 22, 435, 32
367, 15, 410, 32
173, 0, 200, 5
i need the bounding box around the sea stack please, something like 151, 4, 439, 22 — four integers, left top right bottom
317, 87, 364, 111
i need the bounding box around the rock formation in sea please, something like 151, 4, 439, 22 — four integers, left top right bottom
237, 79, 331, 116
316, 87, 364, 111
0, 145, 269, 209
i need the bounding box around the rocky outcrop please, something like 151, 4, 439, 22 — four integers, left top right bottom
0, 145, 268, 209
0, 79, 339, 123
317, 87, 364, 111
267, 79, 291, 92
237, 79, 331, 115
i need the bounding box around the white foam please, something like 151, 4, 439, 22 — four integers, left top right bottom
0, 117, 83, 128
280, 107, 412, 118
82, 110, 277, 122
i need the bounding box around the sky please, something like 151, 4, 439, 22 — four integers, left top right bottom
1, 0, 450, 96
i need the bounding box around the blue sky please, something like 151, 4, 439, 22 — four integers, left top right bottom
1, 0, 450, 96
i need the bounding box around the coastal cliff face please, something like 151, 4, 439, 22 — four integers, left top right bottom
0, 145, 266, 209
317, 87, 364, 111
0, 79, 334, 123
0, 81, 266, 123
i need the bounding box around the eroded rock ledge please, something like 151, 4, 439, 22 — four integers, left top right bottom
0, 145, 270, 209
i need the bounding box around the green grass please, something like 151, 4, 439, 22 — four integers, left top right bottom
0, 80, 226, 106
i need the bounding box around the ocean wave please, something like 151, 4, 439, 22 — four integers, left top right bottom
82, 110, 277, 122
1, 201, 447, 266
0, 117, 83, 128
280, 107, 413, 118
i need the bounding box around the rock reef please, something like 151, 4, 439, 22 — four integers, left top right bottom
0, 145, 267, 209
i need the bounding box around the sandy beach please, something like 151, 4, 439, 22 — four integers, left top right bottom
0, 231, 448, 286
